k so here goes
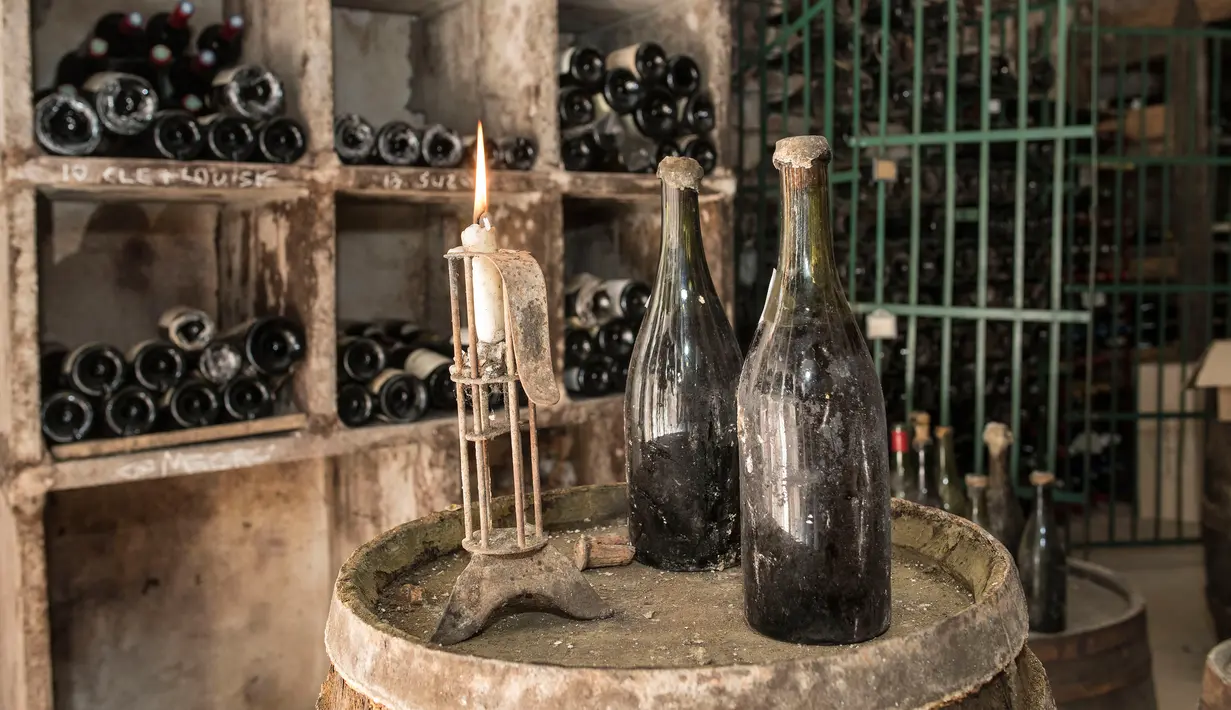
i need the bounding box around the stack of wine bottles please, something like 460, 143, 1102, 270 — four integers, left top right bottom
891, 416, 1066, 633
563, 273, 650, 398
332, 115, 538, 171
39, 308, 306, 444
335, 320, 526, 428
559, 41, 719, 175
35, 4, 308, 163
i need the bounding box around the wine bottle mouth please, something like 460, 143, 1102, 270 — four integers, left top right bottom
260, 118, 307, 163
42, 392, 95, 442
154, 112, 204, 161
95, 79, 157, 136
106, 389, 157, 435
376, 122, 422, 166
35, 93, 103, 156
221, 66, 285, 121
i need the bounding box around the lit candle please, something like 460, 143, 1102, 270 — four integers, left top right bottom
459, 121, 505, 346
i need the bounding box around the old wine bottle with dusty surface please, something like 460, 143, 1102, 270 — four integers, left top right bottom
256, 117, 307, 164
625, 157, 742, 572
737, 136, 891, 644
162, 378, 221, 429
910, 413, 940, 507
935, 425, 969, 517
41, 391, 95, 444
34, 88, 103, 157
889, 422, 913, 499
144, 1, 195, 56
966, 474, 992, 531
337, 383, 375, 428
1018, 471, 1066, 632
334, 114, 375, 164
221, 375, 273, 421
102, 386, 158, 437
366, 369, 429, 424
375, 120, 421, 166
158, 306, 215, 351
984, 422, 1025, 559
127, 339, 186, 393
63, 342, 126, 397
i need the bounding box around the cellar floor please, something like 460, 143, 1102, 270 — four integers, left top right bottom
1086, 543, 1215, 708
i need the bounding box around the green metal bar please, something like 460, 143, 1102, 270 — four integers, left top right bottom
848, 0, 862, 304
1067, 411, 1208, 422
1064, 283, 1231, 294
1108, 36, 1126, 543
872, 0, 891, 377
850, 125, 1094, 147
1086, 537, 1202, 547
735, 1, 829, 74
802, 0, 812, 135
941, 0, 958, 431
850, 302, 1092, 323
1047, 0, 1071, 477
905, 0, 925, 418
1010, 0, 1030, 488
1155, 35, 1175, 542
831, 169, 860, 184
1069, 154, 1231, 167
1076, 25, 1231, 38
974, 0, 992, 465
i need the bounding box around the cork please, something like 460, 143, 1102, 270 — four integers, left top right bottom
1029, 471, 1055, 486
934, 425, 952, 437
574, 533, 635, 571
965, 474, 989, 488
657, 156, 704, 190
983, 422, 1014, 454
772, 135, 832, 169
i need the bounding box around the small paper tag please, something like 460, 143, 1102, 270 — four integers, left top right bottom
1079, 291, 1107, 308
866, 308, 898, 340
987, 98, 1003, 115
873, 158, 897, 183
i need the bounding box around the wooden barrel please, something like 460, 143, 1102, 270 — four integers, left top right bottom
1206, 450, 1231, 640
1203, 639, 1231, 710
1027, 560, 1156, 710
320, 484, 1054, 710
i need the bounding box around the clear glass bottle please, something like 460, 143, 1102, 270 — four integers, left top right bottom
625, 156, 742, 572
966, 474, 992, 531
737, 136, 891, 644
889, 422, 912, 500
910, 412, 940, 508
935, 425, 969, 518
984, 422, 1025, 559
1018, 471, 1067, 633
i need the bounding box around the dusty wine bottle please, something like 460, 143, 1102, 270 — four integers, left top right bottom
401, 347, 456, 410
102, 386, 158, 437
197, 14, 245, 67
662, 54, 702, 98
463, 133, 498, 169
629, 88, 678, 141
337, 336, 386, 383
596, 279, 651, 323
199, 113, 256, 160
134, 44, 175, 86
82, 71, 158, 136
888, 422, 912, 499
41, 391, 95, 444
910, 413, 941, 507
626, 156, 742, 571
221, 375, 273, 421
737, 135, 891, 644
596, 317, 637, 361
558, 87, 596, 130
208, 64, 284, 121
62, 342, 126, 397
127, 339, 187, 393
966, 474, 992, 531
372, 319, 422, 344
367, 369, 430, 424
92, 11, 145, 59
497, 136, 537, 171
935, 425, 969, 518
421, 124, 464, 168
256, 117, 307, 164
1018, 471, 1066, 633
39, 343, 69, 392
145, 1, 195, 56
677, 91, 716, 135
140, 110, 204, 160
337, 382, 375, 428
984, 422, 1025, 559
606, 41, 667, 83
608, 358, 629, 391
223, 316, 306, 377
561, 132, 602, 172
34, 88, 103, 156
564, 329, 595, 366
373, 120, 421, 166
559, 45, 605, 92
594, 68, 643, 116
334, 114, 376, 164
156, 49, 216, 106
564, 355, 613, 398
679, 135, 718, 176
565, 272, 608, 326
159, 306, 215, 351
194, 340, 243, 385
161, 378, 221, 429
54, 37, 110, 88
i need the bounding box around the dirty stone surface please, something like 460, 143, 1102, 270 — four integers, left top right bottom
374, 520, 973, 668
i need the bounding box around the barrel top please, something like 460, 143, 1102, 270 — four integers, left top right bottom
326, 484, 1030, 710
1029, 559, 1145, 643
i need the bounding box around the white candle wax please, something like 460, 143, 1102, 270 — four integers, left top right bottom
459, 220, 505, 345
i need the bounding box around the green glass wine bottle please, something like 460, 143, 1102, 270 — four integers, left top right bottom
1018, 471, 1067, 633
935, 425, 969, 518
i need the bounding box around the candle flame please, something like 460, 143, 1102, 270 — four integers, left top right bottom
473, 121, 487, 223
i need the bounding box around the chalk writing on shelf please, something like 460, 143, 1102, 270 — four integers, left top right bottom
113, 443, 279, 481
59, 162, 280, 189
381, 170, 470, 192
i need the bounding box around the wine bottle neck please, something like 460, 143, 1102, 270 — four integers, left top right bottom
656, 184, 712, 294
1035, 484, 1053, 516
777, 164, 840, 297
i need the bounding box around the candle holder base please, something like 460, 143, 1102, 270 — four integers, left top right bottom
431, 528, 613, 646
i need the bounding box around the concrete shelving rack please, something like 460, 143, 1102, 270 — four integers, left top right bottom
0, 0, 734, 706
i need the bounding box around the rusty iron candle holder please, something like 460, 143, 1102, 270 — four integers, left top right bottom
430, 235, 611, 646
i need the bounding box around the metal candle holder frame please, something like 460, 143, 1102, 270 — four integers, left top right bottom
430, 238, 611, 646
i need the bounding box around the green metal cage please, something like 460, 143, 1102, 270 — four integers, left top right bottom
734, 0, 1230, 546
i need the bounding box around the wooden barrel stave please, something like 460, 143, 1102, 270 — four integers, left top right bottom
1202, 639, 1231, 710
321, 485, 1055, 710
1027, 560, 1156, 710
1205, 429, 1231, 641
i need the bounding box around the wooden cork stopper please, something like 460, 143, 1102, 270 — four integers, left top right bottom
913, 412, 931, 443
772, 135, 832, 169
574, 533, 635, 571
983, 422, 1014, 454
657, 156, 703, 191
1029, 471, 1055, 486
965, 474, 989, 488
934, 425, 952, 437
